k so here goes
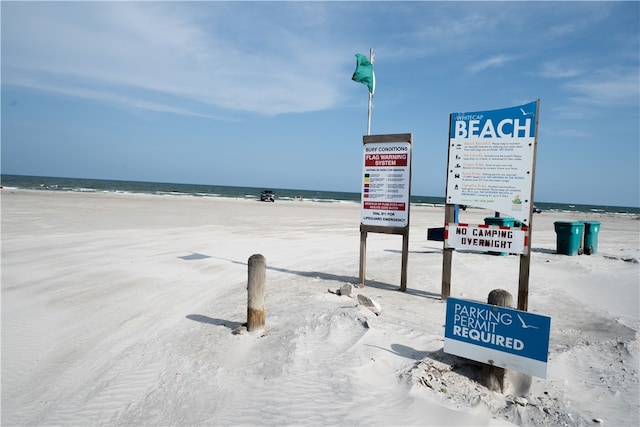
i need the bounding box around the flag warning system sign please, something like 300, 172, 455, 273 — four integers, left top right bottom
444, 298, 551, 378
361, 141, 411, 227
358, 134, 413, 291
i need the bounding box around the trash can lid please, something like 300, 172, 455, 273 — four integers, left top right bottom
554, 221, 585, 232
582, 220, 600, 232
484, 216, 516, 224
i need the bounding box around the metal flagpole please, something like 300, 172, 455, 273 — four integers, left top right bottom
367, 48, 374, 135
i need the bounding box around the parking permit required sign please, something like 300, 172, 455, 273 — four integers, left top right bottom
444, 297, 551, 378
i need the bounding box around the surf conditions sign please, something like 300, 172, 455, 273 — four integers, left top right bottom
358, 134, 413, 291
361, 141, 411, 227
445, 101, 538, 224
444, 297, 551, 378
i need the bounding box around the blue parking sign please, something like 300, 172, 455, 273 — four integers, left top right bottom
444, 298, 551, 378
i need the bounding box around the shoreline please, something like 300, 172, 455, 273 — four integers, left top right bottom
3, 187, 638, 220
2, 173, 639, 215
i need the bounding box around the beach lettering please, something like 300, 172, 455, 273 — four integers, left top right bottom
452, 303, 524, 351
453, 118, 532, 139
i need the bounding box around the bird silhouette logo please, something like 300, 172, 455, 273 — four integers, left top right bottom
517, 314, 539, 329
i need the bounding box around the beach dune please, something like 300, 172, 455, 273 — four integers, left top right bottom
2, 189, 638, 426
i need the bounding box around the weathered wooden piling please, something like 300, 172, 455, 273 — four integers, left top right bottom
247, 254, 266, 331
482, 289, 513, 392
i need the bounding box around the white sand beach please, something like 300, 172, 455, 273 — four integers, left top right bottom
2, 189, 638, 426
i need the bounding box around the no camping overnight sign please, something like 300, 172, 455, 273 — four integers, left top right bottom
446, 101, 539, 224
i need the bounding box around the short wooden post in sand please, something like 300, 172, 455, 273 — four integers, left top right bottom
247, 254, 266, 331
482, 289, 513, 393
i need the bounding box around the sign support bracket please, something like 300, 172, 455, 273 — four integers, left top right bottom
517, 99, 540, 311
359, 224, 409, 291
441, 204, 455, 300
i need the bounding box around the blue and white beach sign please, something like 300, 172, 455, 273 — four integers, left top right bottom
446, 100, 539, 224
444, 297, 551, 378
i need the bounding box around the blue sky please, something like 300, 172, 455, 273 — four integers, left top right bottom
1, 1, 638, 207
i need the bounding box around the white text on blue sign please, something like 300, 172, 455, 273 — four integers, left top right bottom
444, 298, 551, 378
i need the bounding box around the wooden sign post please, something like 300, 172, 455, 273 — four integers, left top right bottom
358, 133, 413, 291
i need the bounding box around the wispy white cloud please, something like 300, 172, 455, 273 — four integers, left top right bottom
540, 9, 610, 43
1, 2, 348, 117
2, 1, 637, 119
3, 75, 228, 120
565, 69, 639, 106
540, 125, 592, 139
548, 104, 597, 121
539, 62, 584, 79
393, 4, 521, 59
467, 55, 518, 74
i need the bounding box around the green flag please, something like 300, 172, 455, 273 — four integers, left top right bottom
352, 53, 375, 94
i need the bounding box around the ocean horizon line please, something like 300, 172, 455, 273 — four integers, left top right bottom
2, 174, 639, 215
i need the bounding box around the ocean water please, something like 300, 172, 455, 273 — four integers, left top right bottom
1, 174, 638, 216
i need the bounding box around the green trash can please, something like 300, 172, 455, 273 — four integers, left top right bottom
484, 216, 516, 256
554, 221, 584, 256
582, 221, 600, 255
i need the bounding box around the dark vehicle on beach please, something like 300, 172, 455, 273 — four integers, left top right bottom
533, 205, 542, 213
260, 190, 275, 202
